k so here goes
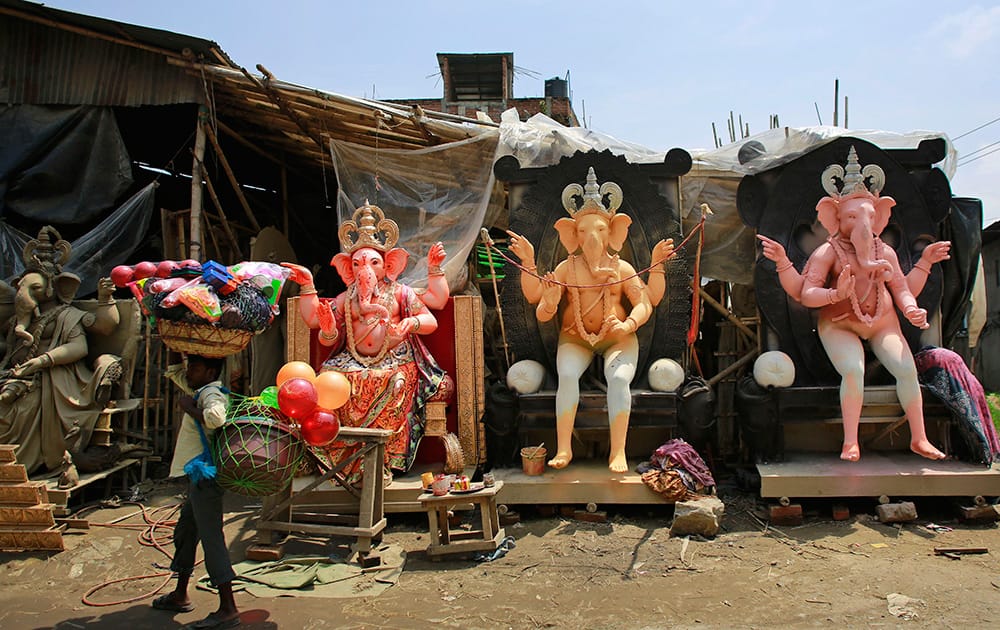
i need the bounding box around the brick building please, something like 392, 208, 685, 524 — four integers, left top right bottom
385, 52, 580, 126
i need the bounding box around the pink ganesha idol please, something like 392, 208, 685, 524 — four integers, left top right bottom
757, 147, 949, 462
283, 201, 449, 483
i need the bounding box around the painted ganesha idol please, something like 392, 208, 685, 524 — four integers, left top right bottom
757, 147, 948, 462
284, 202, 448, 483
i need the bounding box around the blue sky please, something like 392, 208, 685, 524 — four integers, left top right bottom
45, 0, 1000, 225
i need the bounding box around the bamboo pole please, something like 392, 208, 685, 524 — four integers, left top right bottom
706, 348, 757, 388
281, 165, 289, 236
699, 286, 756, 343
190, 107, 208, 261
202, 120, 262, 232
196, 158, 243, 255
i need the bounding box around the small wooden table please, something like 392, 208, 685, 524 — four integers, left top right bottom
419, 481, 505, 559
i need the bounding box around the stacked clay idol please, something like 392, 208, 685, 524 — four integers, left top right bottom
111, 259, 290, 332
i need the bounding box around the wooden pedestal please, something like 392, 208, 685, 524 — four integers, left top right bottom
252, 427, 390, 563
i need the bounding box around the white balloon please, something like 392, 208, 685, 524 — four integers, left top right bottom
753, 351, 795, 388
647, 358, 685, 392
506, 360, 546, 394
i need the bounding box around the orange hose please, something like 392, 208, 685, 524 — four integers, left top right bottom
79, 501, 205, 607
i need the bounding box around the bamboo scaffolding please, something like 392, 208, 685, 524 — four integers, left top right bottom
202, 121, 262, 232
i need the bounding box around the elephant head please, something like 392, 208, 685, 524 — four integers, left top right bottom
555, 167, 631, 280
331, 246, 408, 322
12, 270, 81, 345
816, 147, 896, 281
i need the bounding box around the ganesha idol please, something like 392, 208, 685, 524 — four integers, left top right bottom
284, 202, 448, 483
758, 147, 948, 462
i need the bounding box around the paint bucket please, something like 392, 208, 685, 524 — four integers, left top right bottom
520, 446, 546, 476
431, 474, 451, 496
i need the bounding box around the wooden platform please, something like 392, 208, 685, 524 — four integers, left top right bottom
757, 452, 1000, 499
42, 458, 140, 514
289, 461, 670, 514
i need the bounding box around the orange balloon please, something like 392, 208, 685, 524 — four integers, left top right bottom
276, 361, 316, 387
314, 370, 351, 410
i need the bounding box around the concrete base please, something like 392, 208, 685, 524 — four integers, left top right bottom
758, 452, 1000, 499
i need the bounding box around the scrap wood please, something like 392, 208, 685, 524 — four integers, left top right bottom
933, 546, 988, 556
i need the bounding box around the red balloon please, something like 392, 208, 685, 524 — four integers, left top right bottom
133, 261, 157, 280
110, 265, 134, 288
277, 377, 318, 420
155, 260, 179, 278
299, 408, 340, 447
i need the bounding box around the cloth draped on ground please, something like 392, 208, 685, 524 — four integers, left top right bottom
638, 438, 715, 502
196, 545, 404, 599
314, 289, 445, 484
0, 306, 116, 474
914, 346, 1000, 465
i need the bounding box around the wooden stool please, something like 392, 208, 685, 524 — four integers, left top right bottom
419, 480, 505, 560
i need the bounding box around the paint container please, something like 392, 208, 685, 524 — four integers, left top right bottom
431, 474, 451, 496
421, 471, 436, 490
520, 446, 546, 476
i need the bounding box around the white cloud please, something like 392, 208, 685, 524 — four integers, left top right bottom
932, 5, 1000, 58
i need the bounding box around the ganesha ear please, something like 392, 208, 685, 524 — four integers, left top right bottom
608, 214, 633, 252
383, 248, 409, 281
872, 196, 896, 235
332, 252, 354, 285
815, 197, 840, 237
52, 273, 81, 304
554, 217, 579, 253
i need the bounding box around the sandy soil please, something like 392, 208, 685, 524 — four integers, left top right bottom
1, 481, 998, 630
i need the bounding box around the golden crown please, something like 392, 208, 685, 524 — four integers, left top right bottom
338, 201, 399, 254
562, 167, 623, 218
820, 146, 885, 198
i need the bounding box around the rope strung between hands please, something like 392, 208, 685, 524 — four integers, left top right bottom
480, 213, 707, 290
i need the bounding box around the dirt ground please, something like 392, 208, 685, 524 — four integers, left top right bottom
1, 478, 998, 630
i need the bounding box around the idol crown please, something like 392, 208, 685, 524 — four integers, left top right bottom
562, 167, 623, 218
821, 146, 886, 198
339, 201, 400, 254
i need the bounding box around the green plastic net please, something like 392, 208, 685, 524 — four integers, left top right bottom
213, 395, 305, 497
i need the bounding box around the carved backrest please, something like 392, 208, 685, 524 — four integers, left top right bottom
738, 137, 953, 385
494, 149, 693, 389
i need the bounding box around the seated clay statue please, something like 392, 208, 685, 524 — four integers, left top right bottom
757, 147, 949, 462
0, 227, 125, 487
507, 168, 675, 472
284, 202, 448, 483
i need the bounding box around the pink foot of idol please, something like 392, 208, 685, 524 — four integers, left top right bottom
840, 443, 861, 462
911, 440, 946, 460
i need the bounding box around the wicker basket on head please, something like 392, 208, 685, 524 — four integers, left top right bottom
157, 320, 255, 358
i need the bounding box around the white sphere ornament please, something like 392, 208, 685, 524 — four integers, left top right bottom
647, 358, 685, 392
506, 360, 546, 394
753, 351, 795, 388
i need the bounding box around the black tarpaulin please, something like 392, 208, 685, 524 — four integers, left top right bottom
0, 105, 133, 224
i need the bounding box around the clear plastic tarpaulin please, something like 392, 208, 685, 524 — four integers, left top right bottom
0, 182, 156, 295
330, 131, 503, 291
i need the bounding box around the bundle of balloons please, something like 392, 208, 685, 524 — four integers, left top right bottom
258, 361, 351, 447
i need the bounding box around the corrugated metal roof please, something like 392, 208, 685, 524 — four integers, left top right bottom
0, 0, 237, 107
1, 16, 204, 106
1, 0, 233, 64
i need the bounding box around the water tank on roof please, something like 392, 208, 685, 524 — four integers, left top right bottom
544, 77, 568, 98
